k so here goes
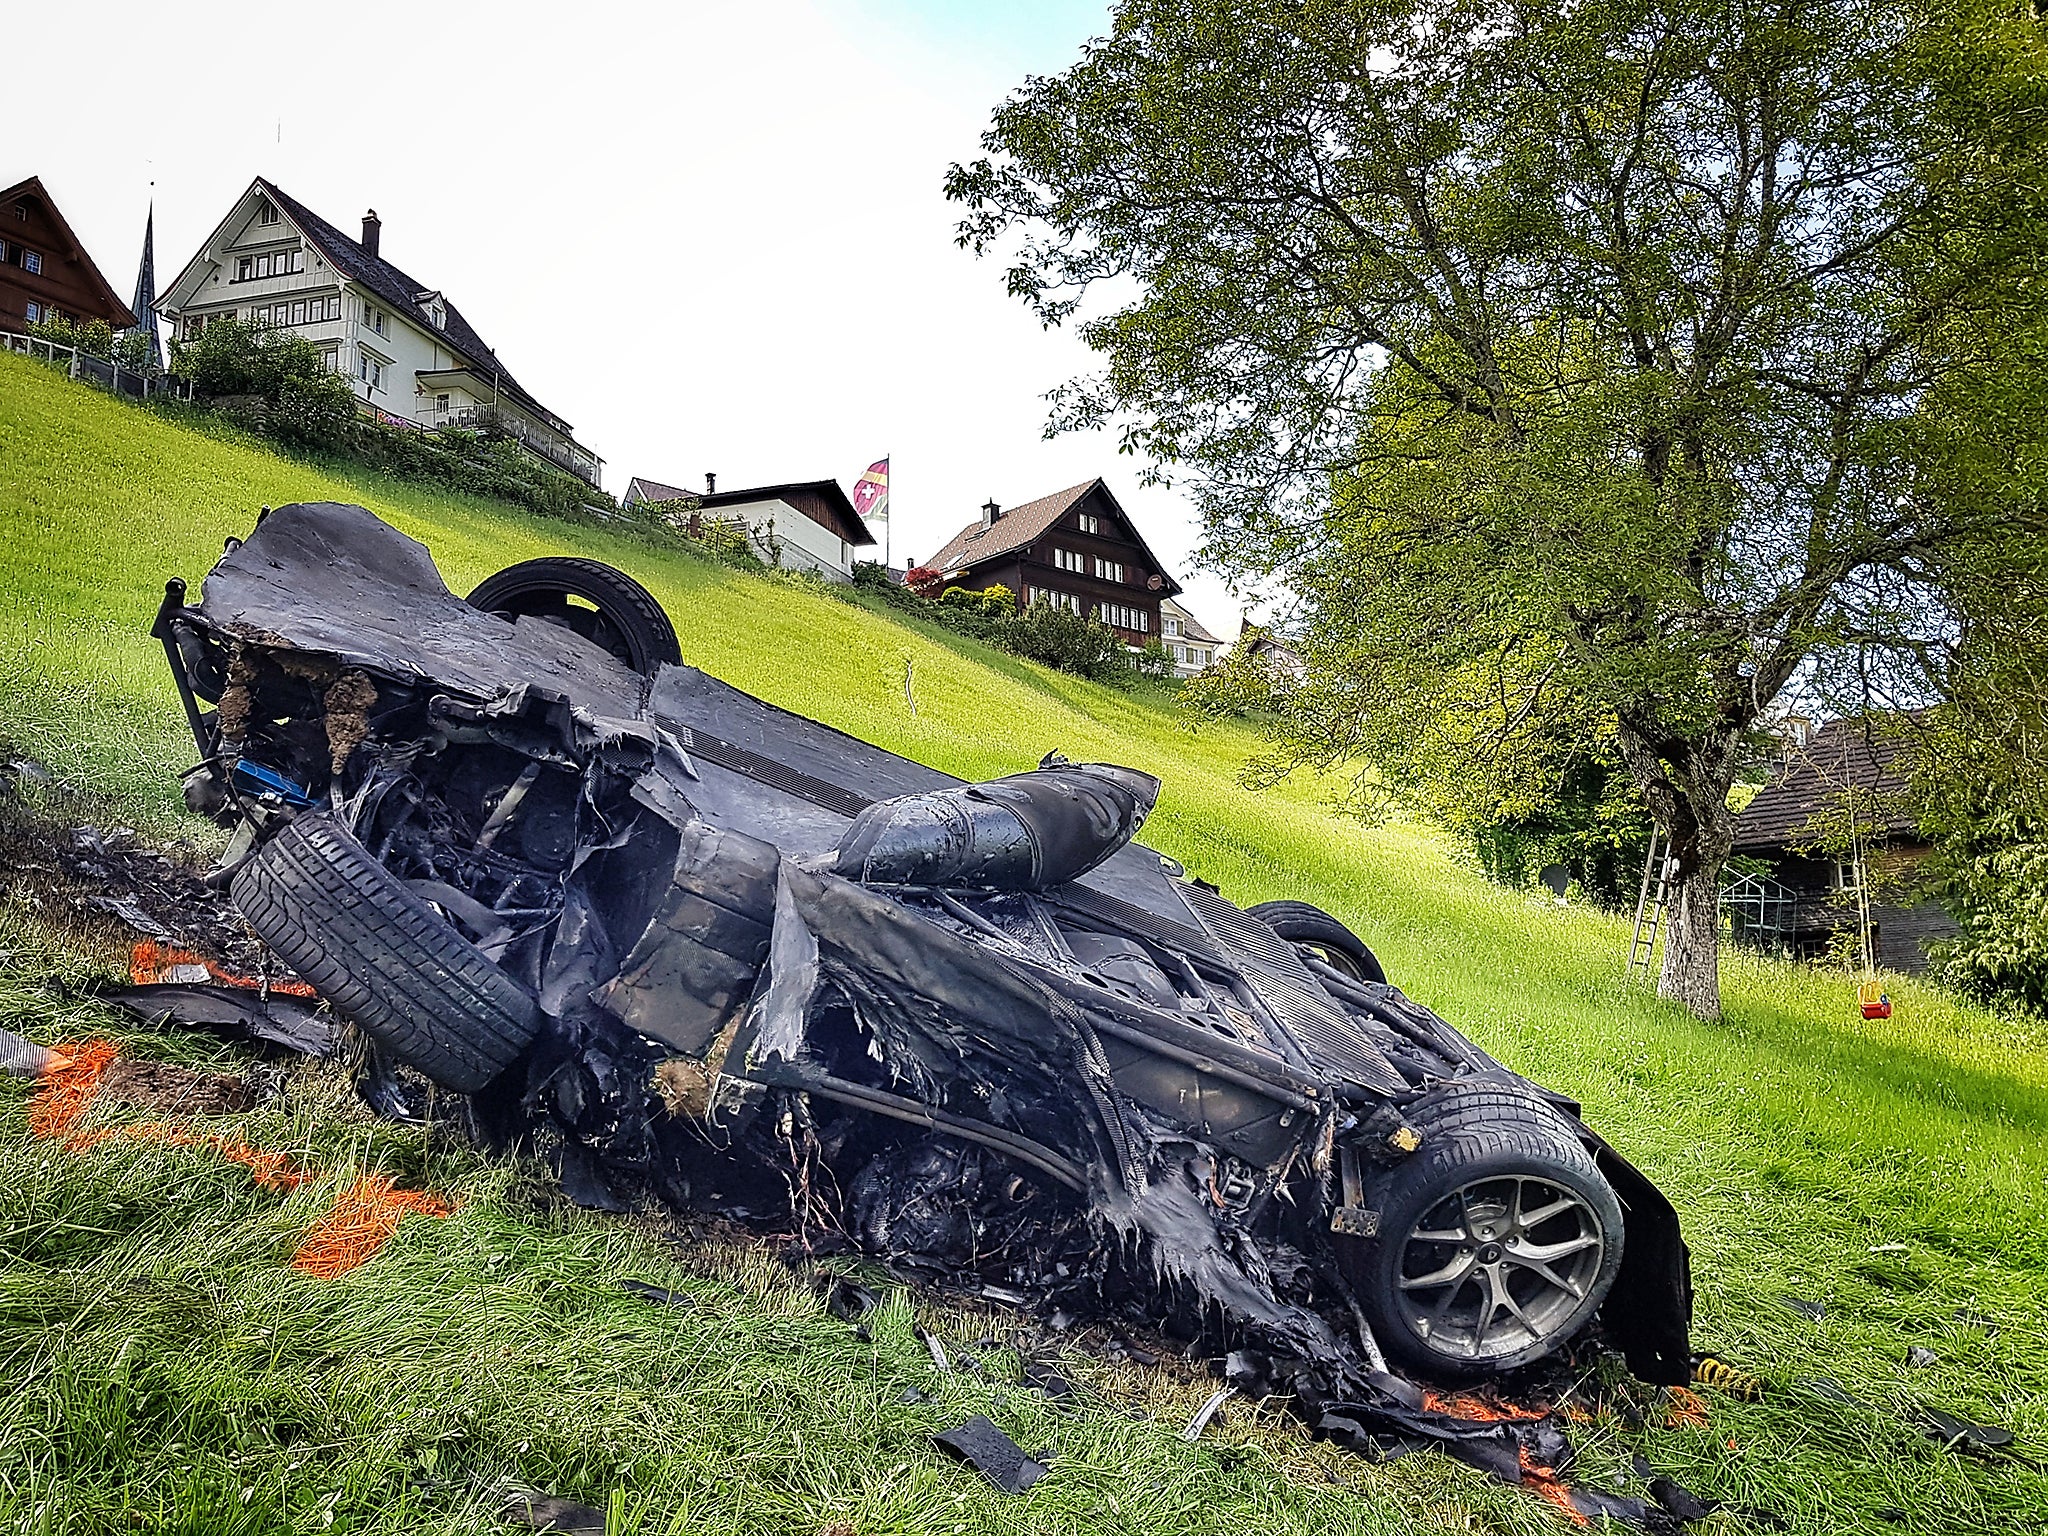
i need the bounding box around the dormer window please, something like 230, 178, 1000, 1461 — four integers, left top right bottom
257, 198, 279, 225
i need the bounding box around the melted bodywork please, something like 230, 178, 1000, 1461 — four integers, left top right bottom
154, 503, 1691, 1418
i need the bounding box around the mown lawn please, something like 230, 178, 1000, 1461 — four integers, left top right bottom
3, 351, 2047, 1535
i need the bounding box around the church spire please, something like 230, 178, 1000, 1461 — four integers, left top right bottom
128, 200, 160, 370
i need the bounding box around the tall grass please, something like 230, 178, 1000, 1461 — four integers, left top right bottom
4, 350, 2046, 1533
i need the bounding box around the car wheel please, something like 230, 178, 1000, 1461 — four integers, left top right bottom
466, 556, 681, 677
231, 812, 543, 1093
1247, 899, 1388, 985
1348, 1082, 1625, 1378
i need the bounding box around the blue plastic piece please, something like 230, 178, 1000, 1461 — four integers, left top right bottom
231, 758, 315, 807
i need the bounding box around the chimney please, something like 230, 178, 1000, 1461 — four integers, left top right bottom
361, 210, 381, 257
981, 498, 1001, 528
705, 472, 717, 494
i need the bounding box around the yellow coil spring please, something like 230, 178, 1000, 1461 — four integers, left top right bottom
1692, 1355, 1763, 1401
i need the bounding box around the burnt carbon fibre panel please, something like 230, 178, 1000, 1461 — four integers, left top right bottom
673, 724, 875, 819
1179, 885, 1408, 1096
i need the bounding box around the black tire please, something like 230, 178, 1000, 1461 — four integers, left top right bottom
1347, 1081, 1625, 1378
466, 556, 681, 677
1247, 899, 1388, 985
231, 813, 542, 1092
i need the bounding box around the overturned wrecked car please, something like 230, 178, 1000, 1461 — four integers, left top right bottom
152, 502, 1689, 1407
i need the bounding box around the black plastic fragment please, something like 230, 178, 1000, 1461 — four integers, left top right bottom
823, 1276, 880, 1326
501, 1492, 607, 1532
620, 1279, 695, 1309
1781, 1295, 1826, 1322
933, 1414, 1047, 1493
1022, 1361, 1074, 1400
1794, 1377, 1866, 1408
1649, 1476, 1714, 1523
1914, 1405, 2016, 1456
1905, 1345, 1939, 1369
105, 982, 336, 1057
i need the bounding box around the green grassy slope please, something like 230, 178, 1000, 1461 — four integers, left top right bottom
4, 351, 2047, 1534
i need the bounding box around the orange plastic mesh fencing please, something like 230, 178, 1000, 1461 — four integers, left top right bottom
29, 1041, 443, 1271
291, 1176, 455, 1278
1665, 1386, 1712, 1428
1519, 1450, 1594, 1528
129, 939, 317, 997
26, 1039, 119, 1138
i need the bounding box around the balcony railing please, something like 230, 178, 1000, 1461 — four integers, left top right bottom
417, 401, 601, 485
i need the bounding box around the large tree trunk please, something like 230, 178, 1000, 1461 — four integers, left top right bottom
1615, 720, 1742, 1020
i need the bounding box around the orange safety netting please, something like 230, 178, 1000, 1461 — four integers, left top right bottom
292, 1176, 454, 1278
129, 939, 318, 997
1665, 1386, 1711, 1428
1520, 1449, 1594, 1528
26, 1039, 118, 1138
26, 1040, 448, 1273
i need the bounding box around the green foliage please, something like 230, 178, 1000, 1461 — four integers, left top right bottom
940, 582, 1016, 622
26, 314, 114, 359
1002, 600, 1134, 683
950, 0, 2048, 1016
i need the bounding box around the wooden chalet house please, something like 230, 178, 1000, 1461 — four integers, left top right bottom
1726, 718, 1957, 973
925, 479, 1180, 645
0, 176, 135, 335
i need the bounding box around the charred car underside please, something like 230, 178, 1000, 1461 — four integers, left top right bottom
155, 502, 1691, 1421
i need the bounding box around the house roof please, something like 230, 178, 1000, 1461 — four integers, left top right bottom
700, 480, 875, 546
1733, 719, 1920, 853
254, 180, 576, 434
1164, 599, 1224, 646
925, 478, 1183, 596
625, 476, 694, 505
0, 175, 136, 327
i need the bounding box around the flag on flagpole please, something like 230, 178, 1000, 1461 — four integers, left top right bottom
852, 456, 890, 564
852, 457, 889, 522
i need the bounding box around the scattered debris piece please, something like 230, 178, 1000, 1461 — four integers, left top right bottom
1913, 1405, 2016, 1458
918, 1326, 952, 1373
6, 757, 53, 786
86, 894, 174, 939
1649, 1475, 1714, 1523
1905, 1346, 1939, 1370
105, 981, 335, 1058
620, 1279, 695, 1309
1793, 1377, 1866, 1409
1021, 1361, 1074, 1400
898, 1386, 927, 1405
1181, 1387, 1234, 1442
933, 1414, 1047, 1493
1781, 1295, 1826, 1322
501, 1492, 607, 1533
823, 1276, 880, 1326
96, 1056, 251, 1117
0, 1025, 55, 1079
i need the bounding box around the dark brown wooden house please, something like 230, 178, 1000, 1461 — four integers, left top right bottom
0, 177, 134, 334
1727, 719, 1956, 973
924, 479, 1181, 644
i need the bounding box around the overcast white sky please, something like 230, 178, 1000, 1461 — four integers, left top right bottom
14, 0, 1249, 637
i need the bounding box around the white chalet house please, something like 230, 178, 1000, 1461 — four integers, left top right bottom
157, 179, 601, 486
1159, 597, 1226, 676
625, 474, 876, 582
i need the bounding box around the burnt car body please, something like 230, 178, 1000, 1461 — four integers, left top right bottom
153, 502, 1690, 1393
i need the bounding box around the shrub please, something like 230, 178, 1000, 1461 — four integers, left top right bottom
904, 564, 943, 597
1002, 601, 1133, 684
27, 315, 115, 360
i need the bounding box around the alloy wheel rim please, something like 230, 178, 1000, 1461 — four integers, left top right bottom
1393, 1175, 1605, 1362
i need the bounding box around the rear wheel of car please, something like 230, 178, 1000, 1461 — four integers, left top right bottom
1347, 1083, 1625, 1378
466, 556, 681, 677
1247, 899, 1388, 985
231, 812, 542, 1093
